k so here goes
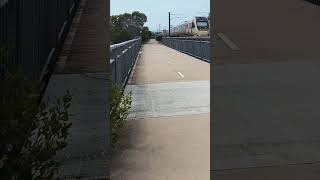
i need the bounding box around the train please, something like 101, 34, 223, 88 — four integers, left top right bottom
171, 16, 209, 37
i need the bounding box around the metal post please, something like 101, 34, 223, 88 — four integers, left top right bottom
169, 12, 171, 37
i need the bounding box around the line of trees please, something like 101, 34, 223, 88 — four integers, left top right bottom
111, 11, 152, 44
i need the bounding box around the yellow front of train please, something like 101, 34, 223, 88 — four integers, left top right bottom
193, 17, 210, 36
197, 29, 209, 36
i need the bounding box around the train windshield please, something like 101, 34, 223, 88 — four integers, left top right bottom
196, 21, 208, 29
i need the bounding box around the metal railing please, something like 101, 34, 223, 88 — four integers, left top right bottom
0, 0, 79, 80
110, 38, 142, 87
162, 37, 210, 62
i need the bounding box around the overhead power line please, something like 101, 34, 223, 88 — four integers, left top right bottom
196, 11, 210, 14
170, 13, 184, 15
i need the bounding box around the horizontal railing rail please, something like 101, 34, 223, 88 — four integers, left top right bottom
163, 36, 210, 41
162, 37, 210, 61
110, 38, 142, 87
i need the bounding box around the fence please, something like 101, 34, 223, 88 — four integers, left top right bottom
162, 37, 210, 62
110, 38, 142, 87
0, 0, 79, 81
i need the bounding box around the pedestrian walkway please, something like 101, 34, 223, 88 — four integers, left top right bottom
213, 0, 320, 179
44, 0, 109, 179
212, 61, 320, 180
110, 40, 210, 180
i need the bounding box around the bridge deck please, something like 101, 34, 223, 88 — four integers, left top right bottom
111, 39, 210, 180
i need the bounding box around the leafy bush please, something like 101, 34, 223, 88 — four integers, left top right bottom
141, 26, 152, 42
156, 35, 162, 41
109, 78, 132, 149
0, 44, 73, 179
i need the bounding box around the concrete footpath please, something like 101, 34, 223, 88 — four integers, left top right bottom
213, 0, 320, 178
110, 40, 210, 180
44, 0, 109, 179
212, 61, 320, 179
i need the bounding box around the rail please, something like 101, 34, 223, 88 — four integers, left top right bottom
164, 36, 210, 41
110, 38, 142, 87
162, 37, 210, 61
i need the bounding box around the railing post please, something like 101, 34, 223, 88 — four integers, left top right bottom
116, 54, 121, 84
121, 48, 127, 85
126, 46, 132, 78
110, 48, 116, 82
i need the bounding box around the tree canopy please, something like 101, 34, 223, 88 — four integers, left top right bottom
111, 11, 149, 44
141, 26, 152, 42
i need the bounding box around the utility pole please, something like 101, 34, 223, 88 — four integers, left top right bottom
168, 12, 171, 36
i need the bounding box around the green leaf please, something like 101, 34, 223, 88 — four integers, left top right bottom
0, 55, 73, 179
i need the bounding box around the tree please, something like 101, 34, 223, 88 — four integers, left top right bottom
110, 11, 148, 43
110, 20, 131, 44
141, 26, 152, 42
131, 11, 147, 28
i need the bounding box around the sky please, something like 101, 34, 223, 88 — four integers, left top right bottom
110, 0, 210, 32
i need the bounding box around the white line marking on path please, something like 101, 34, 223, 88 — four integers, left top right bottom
178, 72, 185, 78
217, 32, 240, 50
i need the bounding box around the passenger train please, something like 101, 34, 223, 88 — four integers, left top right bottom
171, 16, 209, 37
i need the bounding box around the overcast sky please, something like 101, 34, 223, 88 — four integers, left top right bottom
111, 0, 210, 32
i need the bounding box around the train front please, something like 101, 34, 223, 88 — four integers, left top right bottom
195, 17, 209, 36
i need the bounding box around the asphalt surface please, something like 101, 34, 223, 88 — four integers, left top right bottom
111, 40, 210, 180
